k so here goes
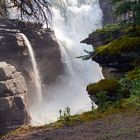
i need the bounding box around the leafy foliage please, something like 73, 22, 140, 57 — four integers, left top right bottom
131, 69, 140, 95
112, 0, 140, 30
88, 67, 140, 111
76, 50, 94, 60
58, 107, 71, 126
96, 91, 108, 112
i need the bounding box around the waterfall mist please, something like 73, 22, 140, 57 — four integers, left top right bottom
30, 0, 103, 125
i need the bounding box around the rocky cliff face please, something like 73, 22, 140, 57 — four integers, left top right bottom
81, 24, 140, 78
19, 22, 64, 86
99, 0, 116, 25
0, 19, 64, 102
0, 62, 30, 135
81, 0, 138, 78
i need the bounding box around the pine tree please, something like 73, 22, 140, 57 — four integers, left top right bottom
112, 0, 140, 31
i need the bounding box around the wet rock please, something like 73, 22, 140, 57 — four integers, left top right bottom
0, 19, 64, 84
0, 19, 64, 102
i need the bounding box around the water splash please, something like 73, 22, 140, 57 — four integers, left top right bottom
30, 0, 103, 125
17, 33, 42, 101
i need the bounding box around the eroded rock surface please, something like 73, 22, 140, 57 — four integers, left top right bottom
0, 62, 30, 135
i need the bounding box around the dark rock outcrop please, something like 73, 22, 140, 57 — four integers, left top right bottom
81, 18, 140, 79
99, 0, 116, 25
81, 25, 123, 48
92, 36, 140, 78
0, 62, 30, 135
93, 53, 135, 78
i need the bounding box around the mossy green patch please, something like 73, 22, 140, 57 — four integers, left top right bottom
127, 68, 140, 80
96, 24, 120, 34
87, 79, 119, 95
90, 24, 122, 45
96, 37, 140, 55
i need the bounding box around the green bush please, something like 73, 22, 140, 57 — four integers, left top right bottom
127, 68, 140, 80
131, 73, 140, 96
119, 68, 140, 105
87, 79, 123, 106
58, 107, 71, 127
96, 91, 108, 112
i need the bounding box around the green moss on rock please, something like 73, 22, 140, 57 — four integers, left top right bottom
96, 24, 120, 34
127, 68, 140, 80
96, 37, 140, 55
87, 79, 119, 96
88, 24, 123, 46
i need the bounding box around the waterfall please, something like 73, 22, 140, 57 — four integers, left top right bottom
17, 33, 42, 101
30, 0, 103, 125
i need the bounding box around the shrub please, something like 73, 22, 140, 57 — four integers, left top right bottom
96, 91, 108, 112
87, 79, 122, 105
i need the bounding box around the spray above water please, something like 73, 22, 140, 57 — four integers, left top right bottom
30, 0, 103, 125
17, 33, 42, 101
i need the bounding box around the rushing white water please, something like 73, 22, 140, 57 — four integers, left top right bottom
17, 33, 42, 101
30, 0, 103, 125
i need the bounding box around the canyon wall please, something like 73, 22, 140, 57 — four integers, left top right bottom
0, 19, 64, 134
0, 19, 64, 101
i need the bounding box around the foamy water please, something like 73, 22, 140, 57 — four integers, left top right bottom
30, 0, 103, 125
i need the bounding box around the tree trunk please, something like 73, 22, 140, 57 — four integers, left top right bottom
132, 0, 137, 32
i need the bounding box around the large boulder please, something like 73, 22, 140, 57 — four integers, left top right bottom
0, 62, 30, 135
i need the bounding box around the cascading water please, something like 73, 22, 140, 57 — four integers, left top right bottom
30, 0, 103, 125
17, 33, 43, 101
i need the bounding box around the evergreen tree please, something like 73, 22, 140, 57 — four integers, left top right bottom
112, 0, 140, 31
